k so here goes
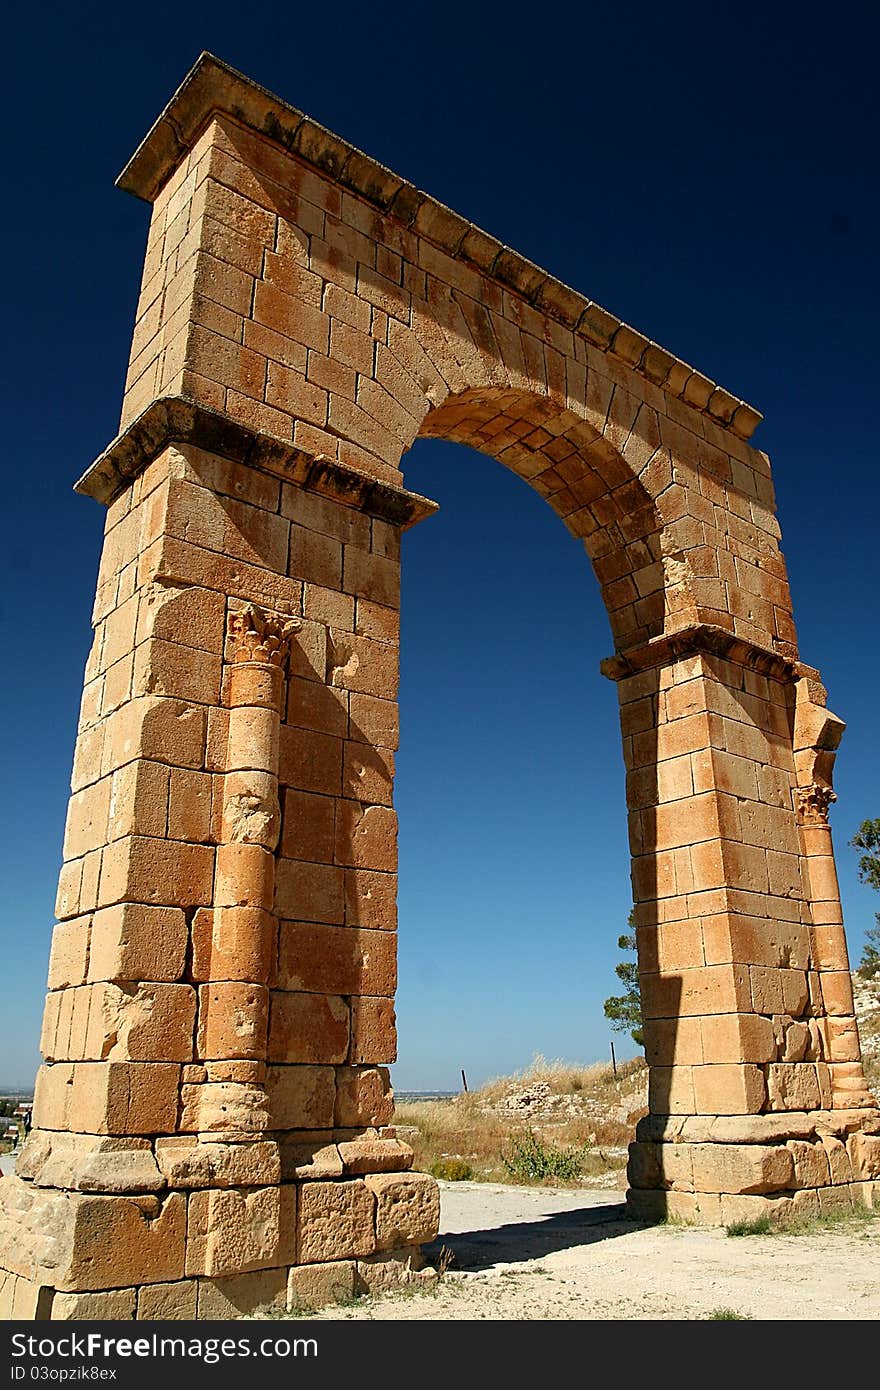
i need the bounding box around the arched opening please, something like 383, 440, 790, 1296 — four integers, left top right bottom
415, 386, 690, 652
386, 389, 672, 1247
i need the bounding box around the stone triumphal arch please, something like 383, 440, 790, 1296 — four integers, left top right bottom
1, 54, 877, 1319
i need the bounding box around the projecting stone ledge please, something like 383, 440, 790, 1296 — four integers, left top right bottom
75, 395, 439, 526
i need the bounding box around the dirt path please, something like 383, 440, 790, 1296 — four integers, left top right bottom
309, 1182, 880, 1321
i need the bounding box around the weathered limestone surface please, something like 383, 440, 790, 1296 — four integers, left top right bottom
2, 53, 877, 1319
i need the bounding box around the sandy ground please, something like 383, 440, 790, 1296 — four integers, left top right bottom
310, 1182, 880, 1321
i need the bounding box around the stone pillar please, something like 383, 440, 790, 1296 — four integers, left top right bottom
792, 678, 873, 1110
184, 604, 296, 1143
608, 630, 880, 1226
0, 408, 440, 1320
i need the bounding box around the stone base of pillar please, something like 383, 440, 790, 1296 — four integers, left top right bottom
627, 1106, 880, 1225
0, 1163, 441, 1320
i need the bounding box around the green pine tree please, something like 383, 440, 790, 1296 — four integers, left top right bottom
604, 912, 644, 1048
851, 819, 880, 979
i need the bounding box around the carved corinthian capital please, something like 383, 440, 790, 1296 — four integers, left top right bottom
796, 781, 837, 825
227, 605, 302, 667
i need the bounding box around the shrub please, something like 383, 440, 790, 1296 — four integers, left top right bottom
430, 1157, 473, 1181
725, 1216, 773, 1237
500, 1129, 590, 1182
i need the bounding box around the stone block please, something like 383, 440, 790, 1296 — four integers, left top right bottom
186, 1184, 296, 1276
179, 1080, 270, 1135
68, 1062, 180, 1135
275, 858, 344, 923
104, 759, 171, 842
627, 1140, 663, 1190
191, 906, 276, 983
198, 1268, 288, 1318
342, 742, 394, 806
137, 1279, 198, 1320
718, 1193, 789, 1227
226, 705, 280, 770
338, 1138, 414, 1175
297, 1180, 376, 1263
19, 1132, 164, 1193
700, 1012, 776, 1065
327, 631, 398, 699
648, 1065, 696, 1115
269, 991, 350, 1063
288, 1259, 356, 1309
820, 1135, 853, 1184
641, 964, 751, 1019
820, 970, 856, 1016
281, 788, 335, 863
98, 836, 214, 910
197, 982, 269, 1060
349, 996, 397, 1063
335, 802, 398, 871
101, 697, 207, 775
692, 1063, 766, 1115
168, 766, 216, 843
32, 1062, 75, 1130
767, 1063, 821, 1112
344, 868, 397, 930
287, 674, 349, 737
266, 1065, 336, 1130
47, 917, 91, 990
51, 1288, 137, 1320
817, 1183, 855, 1215
275, 921, 396, 996
155, 1138, 281, 1188
83, 981, 196, 1062
214, 843, 274, 910
658, 1190, 723, 1224
848, 1132, 880, 1180
355, 1246, 430, 1293
280, 1138, 344, 1180
221, 772, 280, 852
335, 1066, 394, 1127
136, 583, 226, 654
689, 1142, 793, 1194
0, 1180, 186, 1291
366, 1172, 440, 1250
277, 726, 342, 795
88, 904, 189, 983
348, 692, 399, 750
787, 1139, 830, 1187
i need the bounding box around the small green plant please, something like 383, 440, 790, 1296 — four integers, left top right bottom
726, 1216, 773, 1237
430, 1157, 473, 1181
603, 911, 644, 1047
500, 1128, 590, 1182
708, 1307, 751, 1320
851, 819, 880, 977
777, 1205, 877, 1236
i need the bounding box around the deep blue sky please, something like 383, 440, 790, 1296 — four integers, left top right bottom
1, 3, 878, 1091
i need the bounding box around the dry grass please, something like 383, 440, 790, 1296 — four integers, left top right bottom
854, 974, 880, 1094
393, 1053, 648, 1187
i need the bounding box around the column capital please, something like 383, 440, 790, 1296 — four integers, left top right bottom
796, 780, 838, 825
227, 605, 301, 668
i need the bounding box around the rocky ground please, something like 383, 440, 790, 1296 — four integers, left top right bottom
301, 975, 880, 1320
303, 1182, 880, 1321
